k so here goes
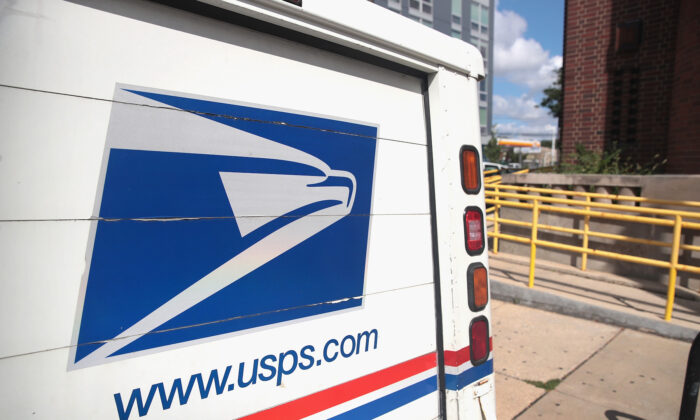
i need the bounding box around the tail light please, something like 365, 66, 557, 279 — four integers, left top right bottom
470, 316, 490, 365
467, 263, 489, 311
464, 207, 484, 255
460, 146, 481, 194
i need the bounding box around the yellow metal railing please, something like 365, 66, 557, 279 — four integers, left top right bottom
484, 183, 700, 321
483, 167, 529, 186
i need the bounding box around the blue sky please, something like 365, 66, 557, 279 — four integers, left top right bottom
499, 0, 564, 53
491, 0, 565, 136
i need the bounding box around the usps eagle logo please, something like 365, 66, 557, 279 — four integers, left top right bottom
71, 86, 377, 368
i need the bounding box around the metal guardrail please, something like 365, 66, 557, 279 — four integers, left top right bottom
483, 168, 528, 185
483, 178, 700, 321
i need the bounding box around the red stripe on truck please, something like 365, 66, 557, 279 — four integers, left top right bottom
240, 352, 437, 420
443, 337, 494, 367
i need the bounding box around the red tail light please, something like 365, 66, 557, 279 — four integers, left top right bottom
460, 146, 481, 194
464, 207, 484, 255
468, 263, 489, 311
470, 316, 490, 365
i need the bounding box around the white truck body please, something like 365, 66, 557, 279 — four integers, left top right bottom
0, 0, 494, 418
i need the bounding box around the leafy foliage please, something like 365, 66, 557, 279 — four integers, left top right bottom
524, 378, 562, 391
484, 130, 502, 163
540, 67, 562, 121
559, 143, 666, 174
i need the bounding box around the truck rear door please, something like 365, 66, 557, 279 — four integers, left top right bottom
0, 1, 461, 418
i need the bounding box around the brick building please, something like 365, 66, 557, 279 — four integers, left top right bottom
562, 0, 700, 173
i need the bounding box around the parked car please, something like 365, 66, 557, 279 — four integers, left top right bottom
483, 161, 509, 173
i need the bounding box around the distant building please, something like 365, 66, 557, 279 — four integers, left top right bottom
562, 0, 700, 173
371, 0, 494, 143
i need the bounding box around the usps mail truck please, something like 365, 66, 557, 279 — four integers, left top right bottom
0, 0, 494, 418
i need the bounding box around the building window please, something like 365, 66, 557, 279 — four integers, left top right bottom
451, 0, 462, 24
610, 67, 639, 143
480, 108, 487, 127
471, 3, 480, 22
471, 22, 479, 31
408, 0, 433, 26
451, 29, 462, 38
480, 6, 489, 25
388, 0, 401, 10
615, 20, 643, 53
480, 93, 487, 102
452, 0, 462, 15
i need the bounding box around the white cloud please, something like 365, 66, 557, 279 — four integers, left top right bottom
494, 9, 562, 91
495, 10, 527, 50
493, 95, 557, 136
494, 121, 557, 136
493, 94, 551, 121
492, 6, 561, 136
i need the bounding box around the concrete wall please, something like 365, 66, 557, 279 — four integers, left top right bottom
496, 174, 700, 290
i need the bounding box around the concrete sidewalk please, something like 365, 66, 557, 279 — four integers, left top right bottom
488, 251, 700, 341
492, 300, 692, 419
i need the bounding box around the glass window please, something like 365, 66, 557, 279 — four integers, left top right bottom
410, 0, 419, 9
480, 108, 487, 126
452, 0, 462, 16
481, 6, 489, 25
471, 22, 479, 31
452, 15, 461, 24
480, 93, 487, 102
481, 25, 488, 34
423, 4, 431, 13
471, 4, 480, 22
451, 30, 462, 38
422, 19, 433, 28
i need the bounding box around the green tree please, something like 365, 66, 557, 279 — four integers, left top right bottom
560, 142, 666, 174
539, 67, 562, 121
483, 130, 502, 162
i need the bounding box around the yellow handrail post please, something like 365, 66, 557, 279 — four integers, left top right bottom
528, 199, 539, 288
581, 195, 591, 271
493, 186, 500, 254
664, 215, 682, 321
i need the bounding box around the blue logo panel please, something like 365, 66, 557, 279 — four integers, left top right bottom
74, 87, 377, 367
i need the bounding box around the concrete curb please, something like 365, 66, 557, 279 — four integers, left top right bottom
492, 280, 699, 342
